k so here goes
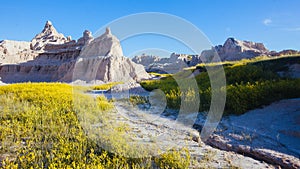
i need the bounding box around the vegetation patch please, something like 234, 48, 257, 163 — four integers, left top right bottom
141, 55, 300, 115
91, 81, 123, 90
0, 83, 194, 168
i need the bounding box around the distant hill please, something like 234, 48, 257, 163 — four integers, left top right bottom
132, 37, 300, 73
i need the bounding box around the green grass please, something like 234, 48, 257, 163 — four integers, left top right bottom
141, 55, 300, 115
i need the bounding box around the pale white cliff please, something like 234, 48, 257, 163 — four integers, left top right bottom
79, 27, 123, 57
31, 21, 70, 51
0, 21, 149, 83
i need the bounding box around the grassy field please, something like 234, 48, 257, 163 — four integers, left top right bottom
0, 83, 190, 168
141, 55, 300, 114
1, 55, 299, 168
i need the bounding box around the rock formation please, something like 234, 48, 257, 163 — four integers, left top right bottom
79, 27, 123, 57
133, 38, 273, 73
31, 21, 71, 51
0, 40, 36, 64
68, 27, 148, 83
0, 21, 149, 83
132, 53, 201, 73
214, 37, 269, 61
132, 54, 161, 66
77, 30, 93, 46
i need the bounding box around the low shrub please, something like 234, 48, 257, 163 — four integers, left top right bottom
154, 148, 190, 169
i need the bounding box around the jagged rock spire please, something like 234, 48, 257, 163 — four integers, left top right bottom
77, 30, 93, 45
40, 20, 58, 36
105, 27, 111, 34
31, 20, 70, 50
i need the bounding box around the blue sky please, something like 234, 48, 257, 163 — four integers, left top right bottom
1, 0, 300, 57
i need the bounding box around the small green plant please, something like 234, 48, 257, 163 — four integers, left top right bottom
129, 95, 149, 105
154, 148, 191, 169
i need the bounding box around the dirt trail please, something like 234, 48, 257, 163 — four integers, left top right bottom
109, 101, 275, 168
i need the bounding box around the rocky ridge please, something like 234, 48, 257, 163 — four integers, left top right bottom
0, 21, 149, 83
132, 53, 201, 73
132, 37, 299, 73
214, 37, 269, 61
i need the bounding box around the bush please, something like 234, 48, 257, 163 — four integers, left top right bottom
154, 148, 190, 169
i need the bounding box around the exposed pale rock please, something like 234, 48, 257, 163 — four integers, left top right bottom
132, 53, 201, 73
110, 82, 148, 94
77, 30, 93, 46
79, 27, 123, 57
0, 40, 37, 64
0, 24, 149, 83
214, 38, 269, 61
61, 27, 149, 83
133, 38, 271, 72
64, 55, 149, 83
132, 54, 161, 66
31, 21, 70, 51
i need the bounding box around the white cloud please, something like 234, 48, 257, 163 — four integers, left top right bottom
263, 19, 272, 26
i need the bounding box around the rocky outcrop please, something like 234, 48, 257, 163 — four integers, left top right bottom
132, 53, 201, 73
132, 54, 161, 66
79, 27, 123, 57
132, 38, 271, 73
61, 55, 149, 83
66, 27, 149, 83
0, 40, 37, 64
77, 30, 93, 46
270, 49, 300, 56
0, 21, 149, 83
206, 38, 270, 61
31, 21, 71, 51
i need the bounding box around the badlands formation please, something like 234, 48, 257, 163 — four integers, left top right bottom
132, 37, 271, 73
0, 21, 149, 83
132, 37, 300, 73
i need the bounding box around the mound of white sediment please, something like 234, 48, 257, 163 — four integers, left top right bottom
79, 27, 123, 58
0, 40, 35, 64
68, 27, 149, 83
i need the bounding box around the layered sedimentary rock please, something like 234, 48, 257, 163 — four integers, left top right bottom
132, 54, 161, 67
79, 27, 123, 57
31, 21, 71, 51
67, 27, 149, 82
0, 40, 37, 64
133, 38, 272, 73
0, 21, 149, 83
214, 37, 269, 61
65, 56, 149, 83
132, 53, 201, 73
